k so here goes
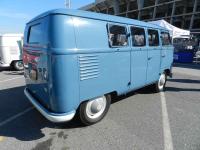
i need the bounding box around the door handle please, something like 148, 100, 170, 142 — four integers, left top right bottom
148, 57, 152, 60
162, 54, 166, 57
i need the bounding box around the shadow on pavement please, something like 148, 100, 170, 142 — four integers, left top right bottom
0, 86, 85, 141
168, 78, 200, 84
111, 90, 136, 104
166, 86, 200, 92
0, 67, 11, 72
111, 86, 155, 104
0, 67, 24, 75
3, 71, 24, 76
3, 81, 191, 141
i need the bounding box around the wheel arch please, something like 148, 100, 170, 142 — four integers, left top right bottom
164, 68, 172, 77
102, 90, 118, 101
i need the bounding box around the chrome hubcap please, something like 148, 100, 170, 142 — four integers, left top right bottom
158, 74, 166, 90
86, 96, 107, 119
16, 61, 23, 70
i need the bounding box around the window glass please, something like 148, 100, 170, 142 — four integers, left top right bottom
28, 24, 42, 44
108, 24, 128, 47
148, 29, 159, 46
161, 32, 171, 45
131, 27, 146, 46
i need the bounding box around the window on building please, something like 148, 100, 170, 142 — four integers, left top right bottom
131, 26, 146, 47
161, 32, 171, 45
108, 24, 128, 47
148, 29, 159, 46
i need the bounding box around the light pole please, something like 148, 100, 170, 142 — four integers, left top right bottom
65, 0, 71, 9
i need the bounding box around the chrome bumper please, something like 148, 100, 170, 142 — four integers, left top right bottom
24, 88, 75, 123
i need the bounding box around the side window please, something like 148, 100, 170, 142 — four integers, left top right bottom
130, 26, 146, 47
28, 24, 42, 44
148, 29, 159, 46
161, 32, 171, 45
108, 24, 128, 47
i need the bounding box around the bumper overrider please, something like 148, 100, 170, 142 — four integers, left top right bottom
24, 88, 75, 123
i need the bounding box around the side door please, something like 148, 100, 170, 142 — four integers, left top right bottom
146, 29, 161, 84
130, 26, 148, 89
106, 23, 131, 94
160, 31, 173, 70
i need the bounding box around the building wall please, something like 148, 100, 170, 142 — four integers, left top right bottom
80, 0, 200, 36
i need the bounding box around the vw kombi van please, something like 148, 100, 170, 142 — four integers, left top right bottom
23, 9, 173, 125
0, 34, 24, 70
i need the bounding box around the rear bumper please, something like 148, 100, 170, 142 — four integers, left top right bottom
24, 88, 75, 123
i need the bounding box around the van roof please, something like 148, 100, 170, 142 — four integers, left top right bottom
28, 9, 167, 31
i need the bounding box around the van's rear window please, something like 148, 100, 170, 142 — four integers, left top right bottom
28, 24, 42, 44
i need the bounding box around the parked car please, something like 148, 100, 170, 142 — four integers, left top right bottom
0, 34, 24, 70
173, 36, 199, 63
195, 50, 200, 58
23, 9, 173, 125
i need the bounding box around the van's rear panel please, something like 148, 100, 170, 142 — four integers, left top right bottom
23, 14, 80, 114
23, 16, 50, 110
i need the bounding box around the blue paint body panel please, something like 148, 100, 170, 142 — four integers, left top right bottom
23, 9, 173, 115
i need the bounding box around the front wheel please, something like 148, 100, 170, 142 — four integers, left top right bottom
152, 72, 167, 93
12, 61, 24, 71
79, 95, 111, 125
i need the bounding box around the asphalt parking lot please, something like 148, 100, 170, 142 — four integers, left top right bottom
0, 65, 200, 150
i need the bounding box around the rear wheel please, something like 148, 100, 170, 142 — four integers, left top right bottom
152, 72, 167, 92
13, 61, 24, 71
79, 95, 111, 125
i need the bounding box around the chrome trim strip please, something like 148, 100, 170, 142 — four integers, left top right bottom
24, 88, 75, 123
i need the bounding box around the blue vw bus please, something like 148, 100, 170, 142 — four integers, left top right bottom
23, 9, 173, 125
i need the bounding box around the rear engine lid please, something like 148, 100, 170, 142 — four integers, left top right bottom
23, 16, 50, 109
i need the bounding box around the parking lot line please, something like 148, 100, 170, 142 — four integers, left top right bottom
0, 77, 23, 83
160, 92, 174, 150
0, 107, 34, 127
0, 136, 4, 142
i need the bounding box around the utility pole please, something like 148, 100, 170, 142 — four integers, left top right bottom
65, 0, 71, 9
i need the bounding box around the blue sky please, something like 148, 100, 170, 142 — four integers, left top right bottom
0, 0, 94, 33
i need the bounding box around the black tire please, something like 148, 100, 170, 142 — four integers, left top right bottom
79, 95, 111, 125
13, 61, 24, 71
152, 72, 167, 93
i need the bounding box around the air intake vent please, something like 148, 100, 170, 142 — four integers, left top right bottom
79, 55, 99, 81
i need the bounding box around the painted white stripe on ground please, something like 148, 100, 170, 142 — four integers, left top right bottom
0, 107, 34, 127
160, 91, 174, 150
173, 67, 200, 77
0, 77, 23, 83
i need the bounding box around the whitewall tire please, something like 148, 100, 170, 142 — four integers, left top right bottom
13, 61, 24, 71
79, 95, 111, 125
153, 72, 167, 92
